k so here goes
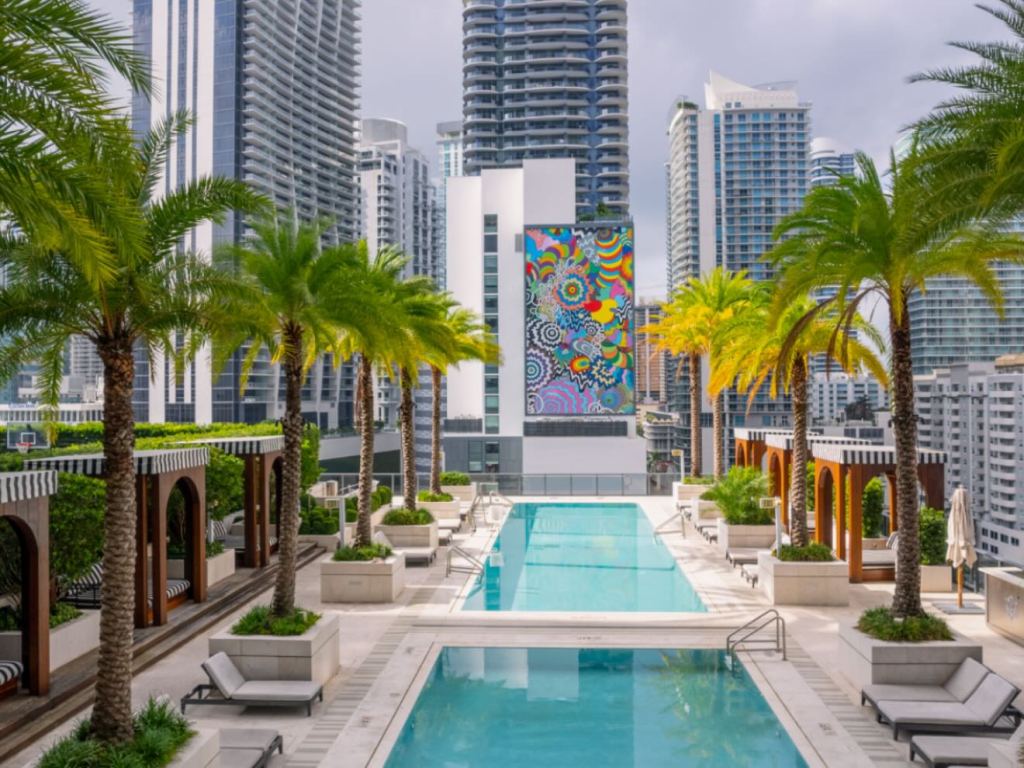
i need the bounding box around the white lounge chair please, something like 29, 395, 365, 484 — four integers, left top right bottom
220, 728, 284, 768
862, 657, 989, 712
373, 530, 437, 566
181, 652, 323, 716
876, 673, 1021, 739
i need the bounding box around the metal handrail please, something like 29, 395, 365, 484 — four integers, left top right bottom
653, 511, 686, 537
726, 609, 786, 660
447, 545, 486, 577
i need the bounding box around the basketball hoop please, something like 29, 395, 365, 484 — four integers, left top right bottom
15, 442, 31, 455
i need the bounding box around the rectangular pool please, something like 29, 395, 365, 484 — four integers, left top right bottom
384, 647, 808, 767
462, 502, 705, 612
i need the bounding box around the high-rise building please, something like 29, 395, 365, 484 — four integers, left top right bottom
635, 303, 667, 408
665, 73, 811, 471
809, 372, 889, 425
435, 120, 465, 289
131, 0, 361, 428
461, 0, 629, 217
809, 137, 856, 188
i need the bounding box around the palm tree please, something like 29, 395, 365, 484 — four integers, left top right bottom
1, 0, 151, 275
641, 268, 754, 478
217, 216, 387, 611
0, 113, 259, 743
712, 293, 888, 546
768, 152, 1022, 616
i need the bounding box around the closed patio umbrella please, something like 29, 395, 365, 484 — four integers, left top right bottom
946, 486, 976, 608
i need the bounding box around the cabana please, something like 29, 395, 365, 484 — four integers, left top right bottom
0, 471, 57, 695
27, 449, 209, 628
732, 428, 792, 472
182, 436, 284, 568
811, 443, 946, 583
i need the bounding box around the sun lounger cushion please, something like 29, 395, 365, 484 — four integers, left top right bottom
219, 749, 266, 768
220, 730, 281, 752
946, 658, 991, 701
203, 652, 246, 699
964, 675, 1020, 725
727, 549, 760, 566
233, 680, 321, 702
862, 549, 897, 567
166, 579, 190, 600
878, 674, 1019, 730
0, 660, 22, 686
910, 734, 1005, 767
437, 519, 461, 531
864, 658, 988, 706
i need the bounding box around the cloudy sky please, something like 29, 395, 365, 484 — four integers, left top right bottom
90, 0, 1003, 299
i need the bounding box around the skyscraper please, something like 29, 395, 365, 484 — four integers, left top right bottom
435, 120, 465, 289
131, 0, 361, 427
461, 0, 629, 217
665, 73, 811, 471
809, 137, 856, 188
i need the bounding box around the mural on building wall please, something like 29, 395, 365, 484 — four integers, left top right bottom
524, 225, 635, 415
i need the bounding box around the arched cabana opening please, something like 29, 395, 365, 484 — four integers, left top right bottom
815, 464, 836, 553
163, 475, 204, 607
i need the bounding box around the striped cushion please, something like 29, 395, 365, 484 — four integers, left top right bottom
68, 562, 103, 595
0, 660, 22, 686
211, 520, 229, 539
166, 580, 190, 600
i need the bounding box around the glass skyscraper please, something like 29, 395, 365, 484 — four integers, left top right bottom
461, 0, 629, 217
809, 137, 856, 189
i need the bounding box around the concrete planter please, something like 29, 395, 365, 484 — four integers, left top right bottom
377, 521, 439, 549
169, 548, 235, 588
441, 483, 476, 503
674, 482, 711, 502
717, 521, 776, 553
695, 499, 721, 520
168, 729, 219, 768
320, 554, 405, 603
209, 614, 340, 686
298, 533, 341, 552
0, 608, 100, 673
920, 563, 954, 593
838, 622, 983, 687
758, 552, 849, 606
418, 500, 460, 520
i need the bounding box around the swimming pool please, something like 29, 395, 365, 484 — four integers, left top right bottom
384, 647, 808, 767
462, 502, 705, 612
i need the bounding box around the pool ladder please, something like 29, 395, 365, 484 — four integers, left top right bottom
447, 545, 485, 577
726, 609, 786, 661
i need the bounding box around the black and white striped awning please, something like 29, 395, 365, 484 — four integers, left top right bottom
811, 443, 947, 466
733, 428, 793, 443
0, 471, 57, 504
766, 433, 875, 451
179, 435, 284, 456
26, 448, 209, 477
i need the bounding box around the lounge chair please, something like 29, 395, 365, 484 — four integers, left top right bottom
220, 728, 284, 768
862, 657, 989, 713
0, 660, 22, 699
876, 673, 1021, 739
65, 562, 190, 610
740, 563, 759, 587
373, 530, 436, 566
909, 729, 1022, 768
181, 652, 323, 716
726, 548, 760, 568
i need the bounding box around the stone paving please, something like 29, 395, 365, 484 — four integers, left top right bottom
3, 496, 1020, 768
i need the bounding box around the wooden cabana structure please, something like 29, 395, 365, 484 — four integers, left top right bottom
0, 471, 57, 695
811, 443, 947, 583
27, 449, 209, 628
183, 436, 284, 568
732, 428, 793, 471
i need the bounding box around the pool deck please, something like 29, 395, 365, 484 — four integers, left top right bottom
3, 496, 1019, 767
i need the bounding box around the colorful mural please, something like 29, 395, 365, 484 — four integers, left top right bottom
524, 225, 635, 415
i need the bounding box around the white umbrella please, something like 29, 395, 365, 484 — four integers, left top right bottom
946, 486, 976, 608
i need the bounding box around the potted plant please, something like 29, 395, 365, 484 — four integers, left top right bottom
758, 543, 849, 606
0, 601, 101, 674
917, 507, 953, 593
674, 475, 714, 504
439, 471, 476, 503
209, 605, 339, 686
377, 508, 438, 549
702, 467, 776, 552
320, 543, 405, 603
415, 489, 460, 521
168, 539, 236, 588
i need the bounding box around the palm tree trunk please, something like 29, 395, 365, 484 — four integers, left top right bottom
399, 367, 417, 513
688, 352, 702, 478
271, 326, 303, 617
92, 337, 136, 744
429, 366, 442, 495
355, 355, 375, 548
890, 304, 923, 617
789, 355, 809, 547
712, 390, 724, 479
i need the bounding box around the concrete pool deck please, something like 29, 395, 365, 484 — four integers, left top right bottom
2, 496, 1018, 767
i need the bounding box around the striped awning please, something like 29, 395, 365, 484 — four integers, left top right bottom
733, 427, 793, 443
26, 447, 209, 477
766, 433, 875, 451
0, 471, 57, 504
179, 435, 284, 456
811, 443, 947, 466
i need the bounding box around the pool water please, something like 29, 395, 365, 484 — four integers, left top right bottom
462, 503, 705, 612
384, 647, 808, 768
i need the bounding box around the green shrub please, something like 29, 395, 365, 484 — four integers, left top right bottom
701, 467, 772, 525
806, 461, 815, 512
207, 540, 225, 558
38, 697, 194, 768
0, 601, 82, 631
167, 539, 226, 560
862, 477, 885, 538
417, 490, 453, 502
439, 471, 470, 486
856, 607, 953, 642
683, 475, 714, 485
381, 508, 434, 526
920, 507, 948, 566
206, 449, 244, 521
332, 543, 392, 561
299, 506, 339, 535
373, 485, 393, 506
231, 605, 320, 636
776, 543, 835, 562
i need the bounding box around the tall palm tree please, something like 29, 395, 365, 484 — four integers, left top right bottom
217, 217, 387, 612
712, 293, 888, 546
768, 152, 1022, 616
641, 268, 754, 478
0, 113, 259, 743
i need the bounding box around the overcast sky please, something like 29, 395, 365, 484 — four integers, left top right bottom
89, 0, 1003, 300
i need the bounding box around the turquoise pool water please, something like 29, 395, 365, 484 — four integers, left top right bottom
462, 502, 705, 612
384, 647, 808, 768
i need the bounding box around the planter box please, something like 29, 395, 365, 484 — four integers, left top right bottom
758, 552, 849, 606
694, 499, 721, 520
920, 564, 953, 593
169, 548, 235, 588
377, 521, 439, 549
298, 533, 341, 552
418, 500, 460, 520
168, 729, 219, 768
441, 483, 476, 503
0, 608, 100, 673
673, 482, 711, 503
320, 554, 405, 603
838, 622, 983, 687
717, 521, 776, 553
209, 614, 340, 686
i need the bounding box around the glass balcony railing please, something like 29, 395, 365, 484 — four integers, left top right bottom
318, 472, 678, 497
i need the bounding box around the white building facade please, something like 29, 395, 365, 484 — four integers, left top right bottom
810, 372, 889, 425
